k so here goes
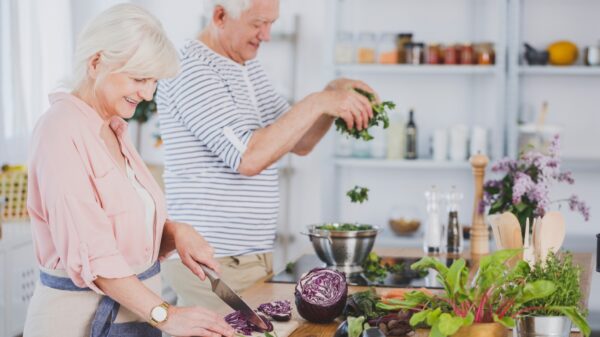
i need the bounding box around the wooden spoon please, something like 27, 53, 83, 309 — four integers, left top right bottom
539, 211, 566, 261
498, 212, 523, 249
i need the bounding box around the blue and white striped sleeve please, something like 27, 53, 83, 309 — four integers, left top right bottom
172, 62, 253, 172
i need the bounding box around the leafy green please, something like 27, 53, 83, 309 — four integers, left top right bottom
285, 262, 295, 273
524, 252, 590, 337
361, 252, 404, 283
344, 287, 387, 320
347, 316, 367, 337
316, 223, 373, 231
335, 88, 395, 141
346, 186, 369, 204
377, 249, 564, 337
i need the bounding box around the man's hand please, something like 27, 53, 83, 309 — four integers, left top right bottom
325, 78, 380, 103
170, 221, 220, 280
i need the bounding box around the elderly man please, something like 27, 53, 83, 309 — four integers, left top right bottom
157, 0, 376, 309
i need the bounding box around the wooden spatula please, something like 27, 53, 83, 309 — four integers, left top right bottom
498, 212, 523, 249
539, 211, 566, 261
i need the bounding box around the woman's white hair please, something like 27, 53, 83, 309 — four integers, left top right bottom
205, 0, 252, 19
70, 3, 180, 89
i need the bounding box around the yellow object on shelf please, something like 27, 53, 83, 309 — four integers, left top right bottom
547, 41, 578, 66
0, 168, 29, 221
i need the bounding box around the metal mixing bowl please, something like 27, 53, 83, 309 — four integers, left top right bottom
304, 223, 379, 274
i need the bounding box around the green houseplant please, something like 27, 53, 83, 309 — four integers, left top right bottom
376, 249, 559, 337
515, 252, 590, 337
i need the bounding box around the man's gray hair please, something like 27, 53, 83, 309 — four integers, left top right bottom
205, 0, 252, 19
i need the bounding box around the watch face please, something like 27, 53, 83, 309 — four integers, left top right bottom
151, 305, 168, 322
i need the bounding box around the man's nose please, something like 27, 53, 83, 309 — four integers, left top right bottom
258, 23, 271, 42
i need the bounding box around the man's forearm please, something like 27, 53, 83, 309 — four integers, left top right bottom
239, 93, 322, 176
291, 114, 335, 155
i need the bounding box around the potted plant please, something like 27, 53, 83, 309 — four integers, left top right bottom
516, 252, 591, 337
376, 249, 558, 337
480, 135, 590, 237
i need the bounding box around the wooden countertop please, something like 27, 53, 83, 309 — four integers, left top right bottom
238, 248, 594, 337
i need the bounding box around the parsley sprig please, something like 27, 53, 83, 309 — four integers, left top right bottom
335, 88, 395, 141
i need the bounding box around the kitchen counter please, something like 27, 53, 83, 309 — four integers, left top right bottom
238, 248, 594, 337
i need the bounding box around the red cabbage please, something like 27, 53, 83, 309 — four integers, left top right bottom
294, 268, 348, 323
257, 300, 292, 321
224, 311, 273, 336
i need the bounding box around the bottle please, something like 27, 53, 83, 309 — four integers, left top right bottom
405, 109, 417, 159
445, 186, 464, 254
386, 110, 405, 159
424, 186, 442, 254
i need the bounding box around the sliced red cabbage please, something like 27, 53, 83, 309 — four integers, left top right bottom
294, 267, 348, 323
257, 300, 292, 321
224, 311, 273, 336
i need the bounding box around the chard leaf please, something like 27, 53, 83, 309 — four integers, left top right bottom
437, 313, 464, 336
520, 280, 556, 303
411, 257, 449, 276
493, 313, 515, 328
548, 306, 591, 337
446, 259, 466, 296
348, 316, 366, 337
463, 312, 474, 326
426, 308, 442, 325
409, 310, 430, 326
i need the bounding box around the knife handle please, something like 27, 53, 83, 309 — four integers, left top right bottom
199, 264, 219, 282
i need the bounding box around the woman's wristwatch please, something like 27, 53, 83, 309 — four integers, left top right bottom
149, 301, 170, 326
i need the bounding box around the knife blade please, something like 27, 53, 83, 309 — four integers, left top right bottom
199, 264, 269, 330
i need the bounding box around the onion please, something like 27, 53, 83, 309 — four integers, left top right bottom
258, 300, 292, 321
294, 268, 348, 323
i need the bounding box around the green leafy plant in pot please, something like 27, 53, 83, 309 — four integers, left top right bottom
516, 252, 590, 337
375, 249, 559, 337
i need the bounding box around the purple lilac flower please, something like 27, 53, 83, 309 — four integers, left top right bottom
568, 195, 591, 221
548, 134, 561, 158
512, 172, 535, 205
491, 157, 517, 173
557, 171, 575, 184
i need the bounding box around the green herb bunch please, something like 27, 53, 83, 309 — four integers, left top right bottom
335, 88, 395, 141
362, 252, 403, 283
522, 251, 589, 336
316, 223, 373, 231
344, 287, 387, 320
347, 186, 369, 204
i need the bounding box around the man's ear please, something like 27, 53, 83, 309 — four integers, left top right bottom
87, 53, 102, 80
212, 5, 227, 28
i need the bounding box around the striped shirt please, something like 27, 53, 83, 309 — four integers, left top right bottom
156, 40, 290, 257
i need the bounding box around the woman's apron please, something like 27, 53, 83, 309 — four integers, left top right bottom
23, 262, 162, 337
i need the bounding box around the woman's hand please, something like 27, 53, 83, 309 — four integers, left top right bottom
165, 220, 221, 280
161, 305, 235, 337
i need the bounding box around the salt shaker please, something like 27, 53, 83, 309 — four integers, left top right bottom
424, 186, 442, 254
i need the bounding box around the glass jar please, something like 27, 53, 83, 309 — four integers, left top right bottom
405, 42, 425, 65
476, 42, 495, 65
357, 32, 376, 64
427, 43, 442, 64
378, 33, 398, 64
443, 44, 458, 65
396, 33, 413, 64
460, 43, 475, 65
334, 31, 354, 64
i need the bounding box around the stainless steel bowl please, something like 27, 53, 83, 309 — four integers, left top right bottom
516, 316, 572, 337
304, 223, 379, 274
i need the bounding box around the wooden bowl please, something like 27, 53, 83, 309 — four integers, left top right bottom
389, 218, 420, 236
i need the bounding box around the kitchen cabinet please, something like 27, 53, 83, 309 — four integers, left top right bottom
0, 221, 37, 337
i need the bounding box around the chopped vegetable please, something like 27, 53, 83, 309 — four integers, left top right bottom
316, 223, 373, 231
362, 252, 404, 283
346, 186, 370, 204
285, 262, 295, 273
295, 268, 348, 323
335, 88, 395, 141
257, 300, 292, 322
343, 288, 387, 320
347, 316, 368, 337
224, 311, 273, 336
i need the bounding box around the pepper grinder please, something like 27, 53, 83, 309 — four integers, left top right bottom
445, 186, 464, 254
424, 186, 442, 254
470, 154, 489, 256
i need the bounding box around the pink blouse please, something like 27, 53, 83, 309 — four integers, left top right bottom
27, 93, 167, 293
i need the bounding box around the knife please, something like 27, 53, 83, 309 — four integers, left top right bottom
199, 264, 269, 330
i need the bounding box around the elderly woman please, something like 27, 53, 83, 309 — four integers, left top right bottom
24, 4, 234, 337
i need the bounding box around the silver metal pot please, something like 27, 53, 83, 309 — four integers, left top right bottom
303, 223, 378, 274
516, 316, 572, 337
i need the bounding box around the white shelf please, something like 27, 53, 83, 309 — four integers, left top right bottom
335, 64, 500, 76
335, 158, 472, 170
518, 66, 600, 76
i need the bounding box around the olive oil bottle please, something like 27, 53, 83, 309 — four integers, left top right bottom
405, 109, 417, 159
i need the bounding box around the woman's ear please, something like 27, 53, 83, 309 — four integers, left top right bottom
212, 5, 227, 29
87, 53, 102, 79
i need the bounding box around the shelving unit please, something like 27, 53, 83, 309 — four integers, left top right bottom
518, 66, 600, 76
335, 158, 471, 170
334, 64, 500, 76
